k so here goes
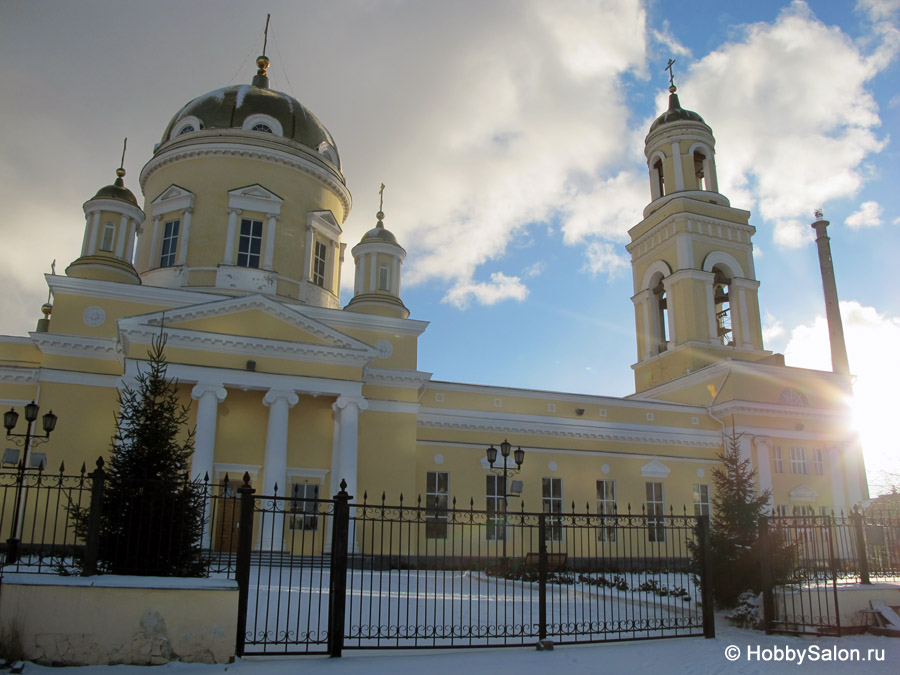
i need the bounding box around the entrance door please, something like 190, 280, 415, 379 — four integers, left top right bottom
214, 480, 240, 553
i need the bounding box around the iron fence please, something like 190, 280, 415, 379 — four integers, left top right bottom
0, 459, 240, 578
760, 512, 900, 636
234, 479, 715, 657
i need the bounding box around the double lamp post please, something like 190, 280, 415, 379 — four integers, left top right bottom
485, 439, 524, 558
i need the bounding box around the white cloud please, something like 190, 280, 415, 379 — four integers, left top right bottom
678, 1, 894, 247
651, 21, 692, 58
442, 272, 530, 309
845, 200, 884, 228
783, 301, 900, 482
523, 261, 546, 278
583, 242, 630, 279
762, 312, 785, 345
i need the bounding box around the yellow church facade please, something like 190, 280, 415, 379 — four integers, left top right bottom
0, 56, 867, 553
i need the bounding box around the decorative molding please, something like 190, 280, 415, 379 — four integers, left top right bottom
139, 140, 351, 219
789, 485, 819, 503
641, 459, 671, 478
712, 400, 843, 421
0, 366, 39, 385
29, 333, 119, 361
373, 340, 393, 359
417, 408, 721, 448
227, 184, 283, 215
363, 368, 431, 388
150, 184, 195, 216
83, 306, 106, 327
191, 383, 227, 402
263, 389, 299, 408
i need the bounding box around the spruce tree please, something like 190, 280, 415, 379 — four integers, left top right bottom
705, 429, 783, 607
95, 331, 205, 576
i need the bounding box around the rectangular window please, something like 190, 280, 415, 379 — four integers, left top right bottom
813, 449, 824, 475
160, 219, 180, 267
693, 484, 711, 517
790, 447, 808, 475
773, 447, 784, 474
596, 480, 616, 542
486, 475, 506, 541
289, 482, 319, 531
542, 477, 563, 541
2, 448, 19, 467
646, 481, 665, 543
313, 240, 327, 287
100, 224, 116, 252
237, 219, 262, 268
378, 265, 390, 291
426, 471, 449, 539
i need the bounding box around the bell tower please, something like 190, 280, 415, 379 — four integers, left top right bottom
628, 75, 769, 393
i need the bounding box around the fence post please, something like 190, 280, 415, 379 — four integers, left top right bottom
82, 457, 106, 576
234, 472, 255, 657
851, 508, 870, 585
538, 512, 547, 641
328, 479, 351, 658
696, 514, 716, 638
4, 461, 27, 565
759, 516, 774, 634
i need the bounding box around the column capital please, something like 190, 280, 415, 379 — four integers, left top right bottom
752, 435, 773, 450
182, 207, 194, 216
266, 213, 281, 222
264, 389, 299, 408
334, 395, 368, 413
191, 383, 227, 402
227, 208, 243, 216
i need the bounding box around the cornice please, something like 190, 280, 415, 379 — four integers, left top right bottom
47, 274, 228, 307
140, 140, 352, 220
417, 408, 721, 448
120, 324, 372, 368
628, 211, 755, 257
29, 333, 120, 361
711, 400, 847, 421
0, 366, 39, 385
363, 368, 432, 388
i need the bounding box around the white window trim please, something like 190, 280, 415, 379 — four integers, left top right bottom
242, 114, 283, 137
170, 116, 202, 139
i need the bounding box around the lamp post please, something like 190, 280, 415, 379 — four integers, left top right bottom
486, 439, 524, 558
4, 401, 58, 564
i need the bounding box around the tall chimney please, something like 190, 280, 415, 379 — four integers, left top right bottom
811, 214, 851, 377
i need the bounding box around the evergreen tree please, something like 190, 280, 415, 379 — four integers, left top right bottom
702, 429, 790, 607
94, 331, 205, 576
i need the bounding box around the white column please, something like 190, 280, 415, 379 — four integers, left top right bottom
150, 216, 162, 266
754, 436, 774, 513
191, 383, 227, 548
303, 224, 314, 280
368, 253, 377, 292
126, 220, 138, 263
671, 141, 685, 191
177, 208, 192, 266
261, 389, 299, 551
88, 212, 101, 254
224, 208, 241, 264
333, 395, 368, 500
828, 446, 848, 513
116, 215, 129, 258
263, 213, 279, 269
392, 258, 400, 295
81, 213, 92, 255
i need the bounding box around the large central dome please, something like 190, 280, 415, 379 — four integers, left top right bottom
158, 57, 341, 169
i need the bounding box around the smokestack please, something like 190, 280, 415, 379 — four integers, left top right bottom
811, 213, 850, 377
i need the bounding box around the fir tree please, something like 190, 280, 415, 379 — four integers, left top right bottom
700, 429, 790, 607
94, 331, 205, 576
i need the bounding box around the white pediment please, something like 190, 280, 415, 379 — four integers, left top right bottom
789, 485, 819, 503
308, 210, 342, 238
641, 459, 671, 478
117, 294, 377, 367
227, 184, 283, 215
150, 184, 195, 216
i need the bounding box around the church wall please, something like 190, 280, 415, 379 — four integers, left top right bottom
46, 293, 170, 339
206, 388, 268, 469
357, 410, 418, 499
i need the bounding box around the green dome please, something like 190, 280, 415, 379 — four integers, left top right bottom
649, 92, 709, 133
90, 173, 138, 207
161, 83, 340, 163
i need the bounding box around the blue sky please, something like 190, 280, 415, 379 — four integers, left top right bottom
0, 0, 898, 492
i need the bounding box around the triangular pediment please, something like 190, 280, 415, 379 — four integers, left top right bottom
150, 184, 195, 215
117, 295, 376, 366
227, 184, 283, 214
641, 459, 671, 478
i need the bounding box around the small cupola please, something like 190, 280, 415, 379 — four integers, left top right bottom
345, 185, 409, 319
644, 62, 723, 208
67, 146, 144, 285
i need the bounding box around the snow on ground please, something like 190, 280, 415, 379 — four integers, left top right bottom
21, 615, 900, 675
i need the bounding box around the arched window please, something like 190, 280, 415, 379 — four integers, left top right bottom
653, 158, 665, 197
693, 151, 707, 190
99, 224, 115, 252
713, 267, 733, 346
378, 264, 390, 291
653, 279, 669, 352
251, 123, 273, 133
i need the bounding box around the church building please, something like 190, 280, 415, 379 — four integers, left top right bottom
0, 53, 867, 552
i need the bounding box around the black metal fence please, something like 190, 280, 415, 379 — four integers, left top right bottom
0, 459, 240, 577
760, 512, 900, 635
234, 479, 715, 656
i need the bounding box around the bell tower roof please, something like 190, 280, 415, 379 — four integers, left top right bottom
648, 88, 709, 134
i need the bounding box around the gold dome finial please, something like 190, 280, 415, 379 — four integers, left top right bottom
115, 138, 127, 185
252, 15, 272, 88
376, 183, 386, 227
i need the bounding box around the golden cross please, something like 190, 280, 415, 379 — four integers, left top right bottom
665, 58, 676, 88
379, 183, 386, 212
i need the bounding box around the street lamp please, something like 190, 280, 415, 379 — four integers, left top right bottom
486, 439, 524, 558
4, 401, 58, 563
